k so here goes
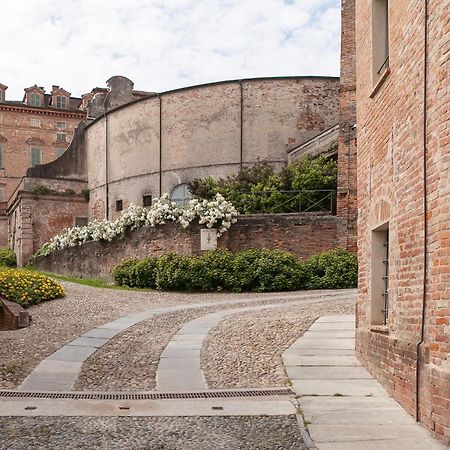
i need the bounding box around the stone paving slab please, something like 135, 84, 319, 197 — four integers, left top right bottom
282, 314, 446, 449
82, 328, 122, 339
316, 315, 355, 323
308, 423, 434, 443
68, 337, 110, 348
46, 345, 98, 363
156, 369, 207, 391
316, 437, 446, 450
309, 322, 355, 331
303, 330, 355, 339
0, 397, 297, 417
292, 379, 388, 396
286, 365, 372, 380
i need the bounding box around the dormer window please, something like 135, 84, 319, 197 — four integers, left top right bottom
56, 95, 67, 109
29, 92, 41, 107
0, 91, 4, 103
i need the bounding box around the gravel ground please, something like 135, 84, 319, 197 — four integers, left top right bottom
1, 281, 316, 389
203, 297, 355, 389
0, 416, 306, 450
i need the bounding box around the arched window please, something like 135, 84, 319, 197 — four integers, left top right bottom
170, 183, 192, 206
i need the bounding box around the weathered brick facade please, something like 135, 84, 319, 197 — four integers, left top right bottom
354, 0, 449, 443
33, 213, 346, 280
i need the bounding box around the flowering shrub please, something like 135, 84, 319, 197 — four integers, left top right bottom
36, 193, 238, 257
0, 268, 65, 307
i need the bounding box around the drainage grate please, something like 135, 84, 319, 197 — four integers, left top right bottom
0, 388, 294, 401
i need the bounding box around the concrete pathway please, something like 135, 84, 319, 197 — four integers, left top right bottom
283, 315, 446, 450
19, 291, 350, 391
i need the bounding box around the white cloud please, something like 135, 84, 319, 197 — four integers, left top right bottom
1, 0, 340, 99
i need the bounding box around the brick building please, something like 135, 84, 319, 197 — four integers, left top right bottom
0, 84, 85, 202
354, 0, 449, 443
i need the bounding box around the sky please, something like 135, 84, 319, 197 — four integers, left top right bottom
1, 0, 341, 100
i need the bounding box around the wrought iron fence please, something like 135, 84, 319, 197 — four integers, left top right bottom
233, 190, 336, 215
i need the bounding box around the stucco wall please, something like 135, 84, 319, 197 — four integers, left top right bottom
86, 77, 339, 221
33, 213, 345, 280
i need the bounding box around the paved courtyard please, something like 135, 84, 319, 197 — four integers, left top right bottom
0, 283, 444, 449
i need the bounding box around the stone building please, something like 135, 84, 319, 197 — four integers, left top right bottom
354, 0, 449, 443
7, 74, 346, 265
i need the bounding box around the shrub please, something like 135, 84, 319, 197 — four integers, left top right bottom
188, 156, 338, 214
301, 248, 358, 290
0, 268, 65, 307
155, 253, 195, 291
112, 248, 357, 293
0, 248, 17, 268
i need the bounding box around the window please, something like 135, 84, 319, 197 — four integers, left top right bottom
29, 92, 41, 107
116, 200, 123, 212
75, 217, 88, 227
56, 96, 67, 109
0, 185, 5, 202
56, 148, 66, 158
0, 143, 4, 169
30, 148, 41, 167
143, 194, 153, 207
30, 118, 41, 127
371, 224, 390, 326
56, 132, 66, 142
372, 0, 389, 86
170, 183, 192, 206
0, 91, 4, 103
56, 121, 66, 129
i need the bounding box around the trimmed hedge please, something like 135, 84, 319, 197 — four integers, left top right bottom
112, 248, 357, 292
0, 268, 65, 307
0, 248, 17, 268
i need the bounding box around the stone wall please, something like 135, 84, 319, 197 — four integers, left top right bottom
354, 0, 449, 443
33, 213, 346, 280
8, 178, 88, 265
85, 77, 340, 221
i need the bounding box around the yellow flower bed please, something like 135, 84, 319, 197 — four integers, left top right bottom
0, 268, 64, 308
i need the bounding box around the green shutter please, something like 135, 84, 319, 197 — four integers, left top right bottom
31, 148, 41, 167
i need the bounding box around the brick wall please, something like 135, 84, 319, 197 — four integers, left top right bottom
355, 0, 449, 443
8, 180, 88, 265
336, 0, 357, 252
0, 298, 30, 330
33, 213, 346, 280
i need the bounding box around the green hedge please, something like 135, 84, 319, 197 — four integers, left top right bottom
112, 248, 357, 293
0, 248, 17, 268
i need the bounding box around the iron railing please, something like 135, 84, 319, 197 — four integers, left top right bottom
234, 190, 336, 215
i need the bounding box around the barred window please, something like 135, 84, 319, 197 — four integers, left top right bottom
30, 148, 41, 167
0, 143, 4, 169
116, 200, 123, 212
143, 194, 153, 207
170, 183, 192, 206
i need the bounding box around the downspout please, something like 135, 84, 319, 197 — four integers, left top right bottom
102, 98, 110, 221
416, 0, 428, 423
159, 94, 162, 197
239, 80, 243, 169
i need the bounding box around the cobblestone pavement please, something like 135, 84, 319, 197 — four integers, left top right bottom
203, 299, 354, 389
0, 416, 306, 450
1, 282, 335, 389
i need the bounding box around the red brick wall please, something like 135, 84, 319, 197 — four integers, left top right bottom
355, 0, 449, 443
33, 213, 346, 280
0, 298, 30, 330
336, 0, 357, 252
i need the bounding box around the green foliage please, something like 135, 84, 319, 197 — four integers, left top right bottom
301, 248, 358, 290
0, 248, 17, 268
112, 248, 356, 293
32, 185, 53, 195
112, 257, 158, 289
0, 268, 64, 307
188, 156, 337, 214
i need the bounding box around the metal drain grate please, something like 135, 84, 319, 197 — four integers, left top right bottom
0, 388, 294, 401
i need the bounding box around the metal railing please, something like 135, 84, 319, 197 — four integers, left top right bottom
234, 190, 336, 215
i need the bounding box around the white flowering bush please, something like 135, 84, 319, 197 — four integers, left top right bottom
36, 193, 238, 257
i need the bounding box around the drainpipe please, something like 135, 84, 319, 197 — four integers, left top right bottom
239, 80, 243, 169
416, 0, 428, 423
159, 94, 162, 197
104, 111, 110, 221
